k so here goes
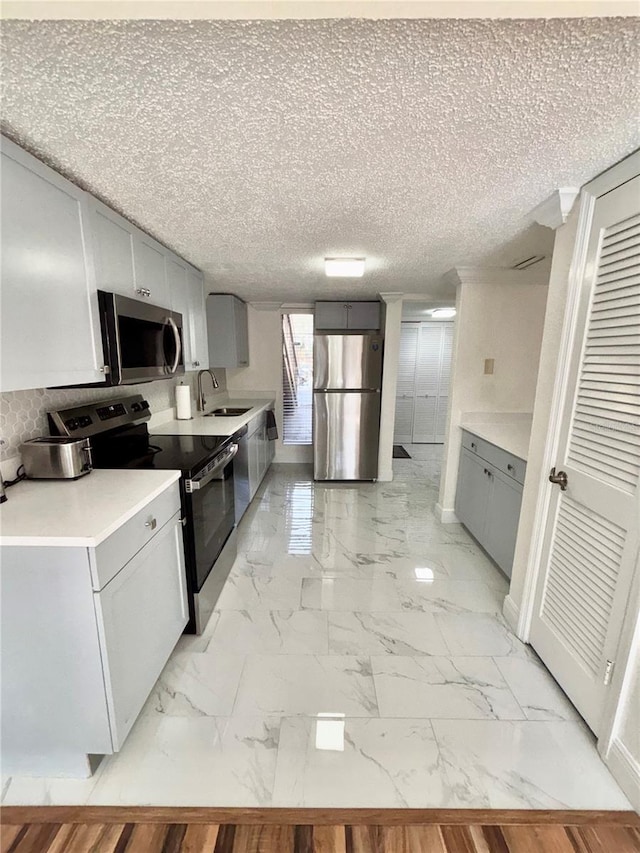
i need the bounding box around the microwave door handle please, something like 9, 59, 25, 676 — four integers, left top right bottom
186, 444, 239, 491
167, 316, 181, 374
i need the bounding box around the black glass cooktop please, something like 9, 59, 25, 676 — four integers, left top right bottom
90, 424, 235, 478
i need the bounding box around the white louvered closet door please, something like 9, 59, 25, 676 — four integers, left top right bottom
393, 324, 419, 444
529, 175, 640, 735
412, 324, 443, 442
435, 323, 454, 443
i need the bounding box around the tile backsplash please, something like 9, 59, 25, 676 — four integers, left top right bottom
0, 369, 227, 462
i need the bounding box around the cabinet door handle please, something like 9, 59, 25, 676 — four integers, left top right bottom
193, 360, 200, 367
145, 517, 157, 530
471, 442, 477, 450
507, 463, 514, 472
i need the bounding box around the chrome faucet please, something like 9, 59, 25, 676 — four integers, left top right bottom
196, 368, 220, 412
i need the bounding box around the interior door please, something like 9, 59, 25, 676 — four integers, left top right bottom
529, 174, 640, 734
435, 324, 454, 442
394, 324, 419, 443
412, 324, 444, 442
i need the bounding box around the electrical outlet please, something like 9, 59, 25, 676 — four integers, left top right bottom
484, 358, 495, 375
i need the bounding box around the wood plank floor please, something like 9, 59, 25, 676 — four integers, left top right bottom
2, 809, 639, 852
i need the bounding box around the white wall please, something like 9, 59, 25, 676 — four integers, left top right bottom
225, 304, 313, 464
438, 271, 549, 519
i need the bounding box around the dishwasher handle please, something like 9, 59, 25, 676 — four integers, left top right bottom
185, 444, 238, 492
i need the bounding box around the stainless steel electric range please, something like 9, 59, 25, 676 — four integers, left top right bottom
49, 394, 246, 634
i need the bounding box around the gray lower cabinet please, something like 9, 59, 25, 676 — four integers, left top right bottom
235, 408, 276, 522
455, 431, 526, 578
0, 484, 187, 777
455, 449, 489, 544
482, 468, 524, 574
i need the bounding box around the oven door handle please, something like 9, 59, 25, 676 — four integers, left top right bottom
166, 316, 182, 375
185, 443, 238, 492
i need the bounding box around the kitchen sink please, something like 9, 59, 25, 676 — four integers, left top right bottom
205, 407, 251, 417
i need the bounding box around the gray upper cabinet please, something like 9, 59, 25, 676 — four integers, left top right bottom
166, 256, 192, 368
315, 301, 381, 330
207, 294, 249, 368
133, 233, 169, 307
0, 137, 105, 391
1, 134, 209, 391
89, 199, 137, 299
187, 268, 209, 370
168, 258, 211, 371
348, 301, 381, 329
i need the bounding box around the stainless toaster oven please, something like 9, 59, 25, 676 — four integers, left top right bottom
21, 437, 92, 480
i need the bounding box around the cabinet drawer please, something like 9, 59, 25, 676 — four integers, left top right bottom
91, 483, 181, 590
461, 430, 526, 485
461, 430, 493, 460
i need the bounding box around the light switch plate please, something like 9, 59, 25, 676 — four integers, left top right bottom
484, 358, 495, 375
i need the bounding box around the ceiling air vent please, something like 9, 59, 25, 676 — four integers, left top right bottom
512, 255, 546, 270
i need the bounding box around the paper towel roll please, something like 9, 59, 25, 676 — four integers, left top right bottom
176, 383, 192, 420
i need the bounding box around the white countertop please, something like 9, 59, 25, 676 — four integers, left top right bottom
0, 469, 181, 548
460, 420, 532, 461
152, 397, 275, 437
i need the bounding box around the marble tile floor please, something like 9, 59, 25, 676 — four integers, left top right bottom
1, 445, 631, 810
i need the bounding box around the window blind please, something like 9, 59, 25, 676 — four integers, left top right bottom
282, 313, 314, 445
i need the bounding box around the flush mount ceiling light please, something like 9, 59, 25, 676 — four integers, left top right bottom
324, 258, 365, 278
428, 308, 456, 318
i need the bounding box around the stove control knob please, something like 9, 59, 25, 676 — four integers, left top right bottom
131, 402, 141, 412
65, 418, 79, 431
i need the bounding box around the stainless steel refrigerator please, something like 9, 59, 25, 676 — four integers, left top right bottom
313, 333, 383, 480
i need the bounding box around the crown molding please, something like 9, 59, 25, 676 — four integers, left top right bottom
443, 266, 549, 289
378, 291, 403, 304
529, 188, 580, 230
249, 301, 283, 311
3, 1, 638, 20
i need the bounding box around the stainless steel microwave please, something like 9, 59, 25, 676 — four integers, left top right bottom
98, 290, 185, 385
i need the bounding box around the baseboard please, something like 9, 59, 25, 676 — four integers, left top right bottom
436, 503, 459, 524
605, 738, 640, 813
502, 595, 521, 634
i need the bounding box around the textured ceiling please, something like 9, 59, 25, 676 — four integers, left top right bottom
1, 18, 639, 301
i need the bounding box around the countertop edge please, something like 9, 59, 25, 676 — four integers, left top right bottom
0, 470, 181, 548
460, 423, 530, 462
152, 397, 276, 437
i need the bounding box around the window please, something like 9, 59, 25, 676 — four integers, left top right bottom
282, 313, 313, 444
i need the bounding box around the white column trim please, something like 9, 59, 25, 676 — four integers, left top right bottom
378, 291, 403, 304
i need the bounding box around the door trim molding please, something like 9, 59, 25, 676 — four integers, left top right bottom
517, 150, 640, 760
602, 737, 640, 813
516, 187, 596, 640
517, 150, 640, 643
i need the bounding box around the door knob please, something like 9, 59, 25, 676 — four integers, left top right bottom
549, 468, 568, 491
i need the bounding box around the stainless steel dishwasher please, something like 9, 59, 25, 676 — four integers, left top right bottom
234, 431, 250, 522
